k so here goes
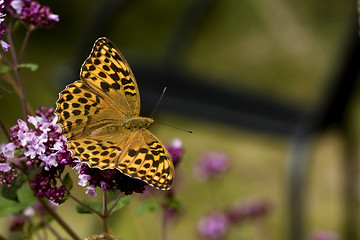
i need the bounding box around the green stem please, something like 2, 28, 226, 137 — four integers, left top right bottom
37, 198, 81, 240
161, 205, 168, 240
56, 173, 104, 217
37, 209, 63, 240
19, 25, 34, 64
6, 19, 29, 119
0, 118, 10, 141
67, 193, 103, 217
0, 50, 14, 68
102, 191, 109, 233
105, 192, 122, 217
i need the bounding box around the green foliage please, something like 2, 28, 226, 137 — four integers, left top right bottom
165, 197, 181, 211
0, 65, 11, 73
14, 148, 25, 156
62, 173, 73, 192
136, 200, 158, 216
1, 173, 26, 201
0, 187, 37, 217
108, 196, 131, 215
18, 63, 38, 71
75, 201, 102, 214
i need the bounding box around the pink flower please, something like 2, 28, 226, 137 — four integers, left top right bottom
193, 152, 229, 182
198, 212, 229, 239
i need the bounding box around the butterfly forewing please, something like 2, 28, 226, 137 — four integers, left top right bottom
55, 37, 174, 190
80, 37, 140, 117
56, 80, 123, 140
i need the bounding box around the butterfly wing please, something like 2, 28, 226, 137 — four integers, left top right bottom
80, 37, 140, 117
67, 129, 174, 190
56, 37, 140, 139
56, 80, 122, 140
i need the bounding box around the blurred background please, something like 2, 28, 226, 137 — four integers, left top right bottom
0, 0, 359, 239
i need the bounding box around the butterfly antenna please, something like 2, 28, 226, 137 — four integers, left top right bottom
158, 121, 194, 133
150, 87, 167, 118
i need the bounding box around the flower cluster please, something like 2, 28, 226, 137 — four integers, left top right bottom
8, 107, 72, 169
193, 151, 229, 182
198, 198, 271, 239
19, 0, 59, 28
0, 0, 59, 51
4, 0, 59, 27
75, 163, 146, 197
0, 0, 9, 51
0, 107, 75, 203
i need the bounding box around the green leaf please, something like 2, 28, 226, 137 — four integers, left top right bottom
0, 65, 11, 73
0, 197, 23, 217
75, 201, 102, 214
1, 173, 26, 200
165, 198, 181, 211
62, 173, 73, 191
136, 200, 158, 216
18, 63, 38, 71
0, 188, 36, 217
17, 187, 37, 204
14, 148, 25, 156
108, 196, 131, 214
59, 196, 68, 205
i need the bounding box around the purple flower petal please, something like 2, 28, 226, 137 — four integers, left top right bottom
0, 162, 11, 172
194, 152, 229, 182
86, 184, 97, 197
198, 212, 229, 239
10, 0, 24, 15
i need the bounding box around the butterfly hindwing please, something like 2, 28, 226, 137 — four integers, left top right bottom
80, 37, 140, 117
67, 129, 174, 190
117, 129, 174, 190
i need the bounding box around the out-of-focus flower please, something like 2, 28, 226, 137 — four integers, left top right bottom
20, 1, 59, 28
193, 152, 229, 182
165, 138, 184, 167
9, 214, 25, 231
23, 206, 35, 216
226, 198, 271, 223
4, 0, 59, 28
306, 230, 340, 240
0, 0, 9, 51
198, 212, 229, 239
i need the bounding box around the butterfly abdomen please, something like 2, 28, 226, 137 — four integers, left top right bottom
122, 117, 154, 130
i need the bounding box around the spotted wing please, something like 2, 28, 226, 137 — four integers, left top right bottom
80, 37, 140, 117
55, 80, 122, 140
67, 129, 174, 190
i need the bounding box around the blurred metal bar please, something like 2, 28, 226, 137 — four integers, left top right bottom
134, 65, 303, 135
287, 10, 360, 239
